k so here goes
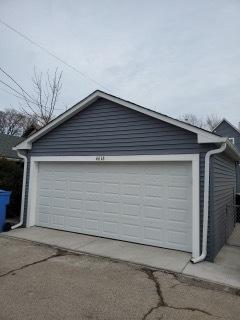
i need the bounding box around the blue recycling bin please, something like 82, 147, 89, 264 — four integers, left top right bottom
0, 190, 12, 232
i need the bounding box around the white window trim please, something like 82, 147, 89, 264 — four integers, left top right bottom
228, 137, 235, 145
27, 154, 200, 258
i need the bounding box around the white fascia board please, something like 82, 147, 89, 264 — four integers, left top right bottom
14, 90, 226, 150
198, 134, 226, 144
31, 154, 199, 163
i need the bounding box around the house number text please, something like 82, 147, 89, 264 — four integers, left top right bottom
96, 156, 105, 161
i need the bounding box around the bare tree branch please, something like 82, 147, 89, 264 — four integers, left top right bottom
205, 114, 221, 131
179, 113, 222, 131
0, 108, 37, 136
0, 66, 63, 127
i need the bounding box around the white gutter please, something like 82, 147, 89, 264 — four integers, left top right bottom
191, 142, 227, 263
11, 150, 27, 229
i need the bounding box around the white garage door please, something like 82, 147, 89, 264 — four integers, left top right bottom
36, 162, 192, 252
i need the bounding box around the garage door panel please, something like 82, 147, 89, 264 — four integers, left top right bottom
168, 186, 188, 200
69, 181, 83, 191
102, 221, 119, 235
102, 194, 120, 203
52, 197, 66, 209
50, 207, 66, 216
38, 205, 51, 216
122, 203, 140, 216
167, 230, 189, 247
168, 208, 188, 222
38, 212, 50, 225
103, 183, 120, 194
121, 223, 141, 239
143, 226, 165, 242
85, 199, 101, 211
66, 216, 83, 230
39, 196, 51, 206
143, 206, 165, 220
84, 218, 99, 232
85, 182, 101, 193
103, 202, 120, 215
52, 214, 64, 226
145, 185, 164, 197
68, 198, 83, 210
36, 161, 192, 252
121, 195, 141, 206
143, 196, 164, 208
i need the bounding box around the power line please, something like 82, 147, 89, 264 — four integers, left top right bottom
0, 18, 110, 92
0, 85, 21, 99
0, 75, 67, 112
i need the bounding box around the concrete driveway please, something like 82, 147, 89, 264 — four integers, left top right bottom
0, 237, 239, 320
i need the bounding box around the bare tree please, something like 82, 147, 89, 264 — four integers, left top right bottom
0, 108, 37, 136
205, 114, 221, 131
180, 113, 222, 131
0, 66, 62, 127
180, 113, 204, 128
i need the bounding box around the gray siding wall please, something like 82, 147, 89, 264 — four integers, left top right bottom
24, 97, 222, 259
214, 121, 240, 151
31, 98, 213, 156
209, 153, 236, 259
237, 165, 240, 193
214, 121, 240, 193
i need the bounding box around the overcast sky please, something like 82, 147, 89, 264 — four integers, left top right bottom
0, 0, 239, 125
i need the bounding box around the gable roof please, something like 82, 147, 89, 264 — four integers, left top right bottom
0, 133, 24, 160
14, 90, 227, 151
212, 118, 240, 135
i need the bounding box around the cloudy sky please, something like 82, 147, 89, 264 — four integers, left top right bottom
0, 0, 239, 125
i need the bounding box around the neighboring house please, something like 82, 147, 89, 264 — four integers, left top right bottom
0, 133, 24, 160
13, 90, 240, 262
213, 119, 240, 193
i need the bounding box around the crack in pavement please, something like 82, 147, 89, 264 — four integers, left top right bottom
0, 249, 69, 279
141, 267, 223, 320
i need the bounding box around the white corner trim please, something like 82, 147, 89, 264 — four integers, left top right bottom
27, 154, 200, 258
14, 90, 225, 150
191, 155, 200, 258
26, 160, 38, 227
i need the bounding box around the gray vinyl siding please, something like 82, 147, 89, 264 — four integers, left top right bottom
24, 97, 225, 259
214, 121, 240, 151
31, 98, 213, 156
214, 120, 240, 192
237, 165, 240, 193
209, 153, 236, 260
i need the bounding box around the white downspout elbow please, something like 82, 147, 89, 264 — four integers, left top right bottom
191, 142, 227, 263
11, 150, 27, 230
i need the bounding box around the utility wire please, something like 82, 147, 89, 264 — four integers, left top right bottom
0, 75, 66, 111
0, 18, 110, 92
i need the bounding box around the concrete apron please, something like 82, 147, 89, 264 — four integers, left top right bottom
2, 226, 240, 291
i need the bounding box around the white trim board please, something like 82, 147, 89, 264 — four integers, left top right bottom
14, 90, 226, 151
26, 154, 200, 259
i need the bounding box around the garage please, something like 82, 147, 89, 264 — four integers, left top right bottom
36, 161, 192, 252
14, 90, 240, 261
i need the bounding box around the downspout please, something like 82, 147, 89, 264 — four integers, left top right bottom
11, 150, 27, 229
191, 142, 226, 263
